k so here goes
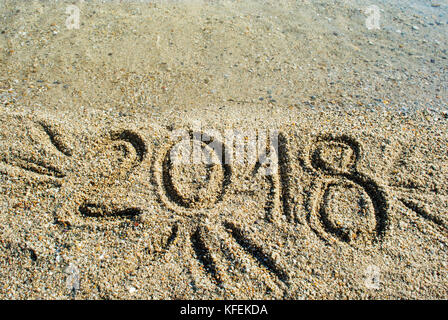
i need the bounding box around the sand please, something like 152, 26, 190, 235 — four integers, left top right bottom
0, 0, 447, 299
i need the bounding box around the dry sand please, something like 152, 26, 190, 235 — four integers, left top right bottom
0, 0, 447, 299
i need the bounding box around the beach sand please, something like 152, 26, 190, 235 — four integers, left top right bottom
0, 0, 447, 299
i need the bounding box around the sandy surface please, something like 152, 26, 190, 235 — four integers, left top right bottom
0, 0, 447, 299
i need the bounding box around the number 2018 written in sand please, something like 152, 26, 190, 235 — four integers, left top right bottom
3, 117, 446, 252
